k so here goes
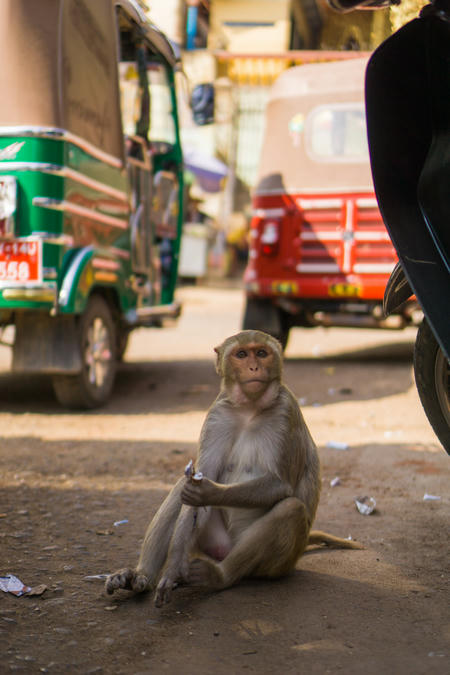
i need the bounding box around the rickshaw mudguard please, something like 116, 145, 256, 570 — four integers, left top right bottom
13, 312, 81, 374
57, 246, 126, 315
58, 246, 96, 314
365, 13, 450, 359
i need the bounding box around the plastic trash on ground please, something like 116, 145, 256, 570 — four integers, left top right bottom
355, 496, 376, 515
326, 441, 349, 451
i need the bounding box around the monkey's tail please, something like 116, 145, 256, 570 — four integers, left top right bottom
307, 530, 364, 550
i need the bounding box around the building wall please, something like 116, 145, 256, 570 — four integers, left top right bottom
318, 2, 391, 51
209, 0, 291, 52
147, 0, 185, 46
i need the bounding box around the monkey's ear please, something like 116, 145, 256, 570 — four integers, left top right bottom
214, 346, 223, 375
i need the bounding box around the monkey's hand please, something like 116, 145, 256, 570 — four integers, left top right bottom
181, 476, 220, 507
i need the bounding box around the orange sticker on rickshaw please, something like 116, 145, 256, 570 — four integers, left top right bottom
271, 281, 298, 294
328, 283, 361, 297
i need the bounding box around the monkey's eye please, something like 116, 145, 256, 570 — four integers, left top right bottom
256, 349, 268, 358
235, 349, 247, 359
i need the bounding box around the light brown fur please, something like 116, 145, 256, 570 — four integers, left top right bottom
105, 330, 362, 606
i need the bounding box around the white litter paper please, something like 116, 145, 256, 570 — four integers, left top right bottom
0, 574, 31, 596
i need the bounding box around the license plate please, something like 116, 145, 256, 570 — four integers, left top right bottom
271, 281, 298, 295
0, 239, 42, 285
328, 282, 361, 298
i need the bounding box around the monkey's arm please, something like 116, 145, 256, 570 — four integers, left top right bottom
181, 473, 293, 509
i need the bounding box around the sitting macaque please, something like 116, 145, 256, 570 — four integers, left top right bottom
106, 330, 362, 606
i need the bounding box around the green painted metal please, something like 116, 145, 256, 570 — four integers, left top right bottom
0, 123, 183, 316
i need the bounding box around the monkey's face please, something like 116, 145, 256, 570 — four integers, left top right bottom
227, 341, 278, 399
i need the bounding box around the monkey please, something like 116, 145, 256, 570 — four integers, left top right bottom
105, 329, 362, 606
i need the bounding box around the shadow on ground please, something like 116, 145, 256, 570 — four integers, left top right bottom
0, 339, 415, 415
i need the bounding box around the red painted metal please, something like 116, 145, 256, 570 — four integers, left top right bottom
244, 190, 397, 302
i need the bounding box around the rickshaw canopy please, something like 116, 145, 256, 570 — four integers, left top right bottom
255, 57, 373, 195
0, 0, 178, 163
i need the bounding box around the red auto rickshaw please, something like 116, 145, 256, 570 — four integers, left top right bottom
242, 57, 419, 347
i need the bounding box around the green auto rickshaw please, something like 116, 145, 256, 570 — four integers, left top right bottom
0, 0, 185, 408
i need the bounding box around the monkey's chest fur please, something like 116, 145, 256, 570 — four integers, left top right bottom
215, 408, 284, 539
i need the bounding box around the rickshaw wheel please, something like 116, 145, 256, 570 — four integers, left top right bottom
52, 295, 117, 409
414, 319, 450, 454
242, 298, 290, 350
116, 326, 131, 361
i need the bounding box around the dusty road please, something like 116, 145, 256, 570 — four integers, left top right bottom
0, 285, 448, 674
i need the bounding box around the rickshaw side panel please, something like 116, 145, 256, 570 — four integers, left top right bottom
0, 135, 133, 316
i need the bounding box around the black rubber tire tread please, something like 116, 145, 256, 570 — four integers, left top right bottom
116, 327, 130, 362
277, 310, 291, 352
52, 295, 117, 409
414, 319, 450, 453
242, 298, 290, 351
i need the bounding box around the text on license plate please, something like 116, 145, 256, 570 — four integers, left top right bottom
0, 240, 42, 284
328, 282, 361, 298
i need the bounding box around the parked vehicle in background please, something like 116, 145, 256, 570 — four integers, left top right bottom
0, 0, 184, 408
242, 57, 419, 348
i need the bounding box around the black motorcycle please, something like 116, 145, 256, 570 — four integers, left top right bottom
329, 0, 450, 453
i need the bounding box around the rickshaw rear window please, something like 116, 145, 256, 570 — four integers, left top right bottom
306, 104, 369, 161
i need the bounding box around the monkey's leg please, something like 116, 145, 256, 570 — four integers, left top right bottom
188, 497, 309, 590
105, 479, 185, 595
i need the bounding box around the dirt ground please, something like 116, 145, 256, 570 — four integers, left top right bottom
0, 285, 448, 674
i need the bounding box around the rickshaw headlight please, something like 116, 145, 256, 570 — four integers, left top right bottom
0, 176, 17, 239
260, 220, 280, 256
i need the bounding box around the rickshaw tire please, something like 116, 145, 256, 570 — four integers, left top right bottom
52, 295, 117, 409
414, 319, 450, 454
242, 298, 290, 350
117, 326, 131, 361
278, 311, 291, 351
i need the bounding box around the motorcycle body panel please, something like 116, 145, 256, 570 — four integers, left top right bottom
365, 11, 450, 359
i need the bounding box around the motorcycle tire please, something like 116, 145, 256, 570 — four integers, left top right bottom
414, 319, 450, 454
52, 295, 117, 409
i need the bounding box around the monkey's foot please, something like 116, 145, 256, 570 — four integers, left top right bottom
188, 558, 225, 590
105, 568, 150, 595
